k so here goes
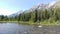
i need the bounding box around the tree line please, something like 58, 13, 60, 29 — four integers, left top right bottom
0, 8, 60, 23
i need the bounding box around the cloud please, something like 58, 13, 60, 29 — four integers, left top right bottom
0, 8, 16, 16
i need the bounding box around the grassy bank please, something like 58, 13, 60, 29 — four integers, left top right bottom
0, 21, 60, 26
18, 21, 60, 26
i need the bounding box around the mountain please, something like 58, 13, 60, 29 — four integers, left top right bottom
53, 1, 60, 8
26, 1, 56, 12
29, 0, 60, 11
47, 1, 60, 9
18, 0, 60, 22
8, 0, 60, 17
8, 10, 23, 17
47, 1, 56, 9
30, 3, 47, 11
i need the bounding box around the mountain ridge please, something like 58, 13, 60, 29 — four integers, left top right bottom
9, 1, 60, 17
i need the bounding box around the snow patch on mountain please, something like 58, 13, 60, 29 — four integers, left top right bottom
47, 1, 56, 8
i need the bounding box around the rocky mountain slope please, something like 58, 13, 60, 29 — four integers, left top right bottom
9, 0, 60, 17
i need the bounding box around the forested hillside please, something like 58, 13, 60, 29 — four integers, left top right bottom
18, 8, 60, 23
0, 1, 60, 25
0, 8, 60, 24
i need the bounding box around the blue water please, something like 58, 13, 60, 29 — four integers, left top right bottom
0, 23, 60, 34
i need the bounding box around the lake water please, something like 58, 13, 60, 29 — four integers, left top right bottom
0, 23, 60, 34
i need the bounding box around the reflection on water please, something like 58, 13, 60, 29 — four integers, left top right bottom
0, 23, 60, 34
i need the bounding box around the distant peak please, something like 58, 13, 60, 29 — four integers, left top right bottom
28, 0, 60, 12
31, 3, 47, 10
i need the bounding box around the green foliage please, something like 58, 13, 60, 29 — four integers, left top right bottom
34, 9, 38, 22
1, 7, 60, 25
18, 8, 60, 23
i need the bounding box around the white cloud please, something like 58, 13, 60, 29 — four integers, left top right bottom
0, 8, 16, 16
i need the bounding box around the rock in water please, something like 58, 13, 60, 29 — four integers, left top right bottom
38, 25, 42, 28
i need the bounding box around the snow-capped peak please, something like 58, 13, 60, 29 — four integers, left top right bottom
47, 1, 56, 8
31, 3, 47, 10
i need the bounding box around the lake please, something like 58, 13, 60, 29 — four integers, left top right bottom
0, 23, 60, 34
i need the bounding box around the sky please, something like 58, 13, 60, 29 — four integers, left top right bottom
0, 0, 56, 15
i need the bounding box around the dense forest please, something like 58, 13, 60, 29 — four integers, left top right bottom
0, 7, 60, 24
18, 8, 60, 23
